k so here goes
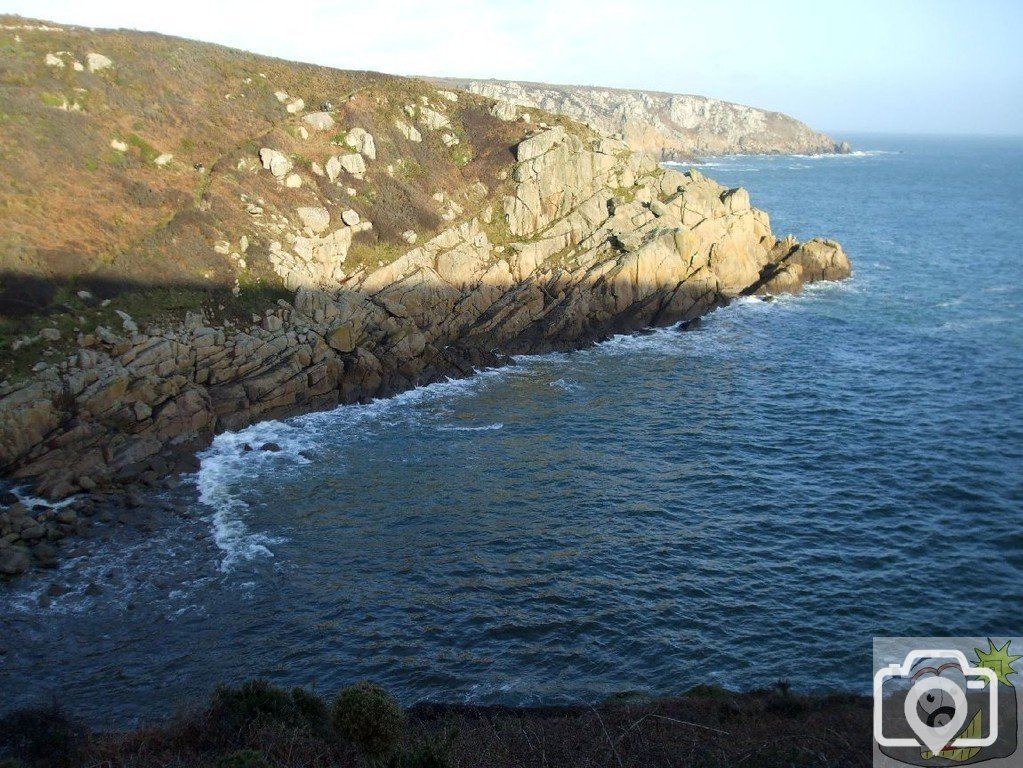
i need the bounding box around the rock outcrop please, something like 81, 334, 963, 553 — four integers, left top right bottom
0, 127, 849, 503
0, 17, 851, 574
433, 79, 848, 160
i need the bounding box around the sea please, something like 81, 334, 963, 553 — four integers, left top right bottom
1, 134, 1021, 727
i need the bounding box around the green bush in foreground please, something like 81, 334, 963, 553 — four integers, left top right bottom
331, 682, 407, 762
206, 680, 330, 743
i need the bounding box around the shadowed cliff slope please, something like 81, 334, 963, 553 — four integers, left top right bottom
0, 16, 850, 538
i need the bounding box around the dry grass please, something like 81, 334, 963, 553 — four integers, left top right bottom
0, 14, 531, 381
0, 681, 871, 768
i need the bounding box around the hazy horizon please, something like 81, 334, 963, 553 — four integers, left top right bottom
1, 0, 1020, 138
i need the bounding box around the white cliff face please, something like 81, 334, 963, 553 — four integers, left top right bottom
450, 80, 845, 159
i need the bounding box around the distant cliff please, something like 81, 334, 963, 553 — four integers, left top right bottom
432, 79, 850, 160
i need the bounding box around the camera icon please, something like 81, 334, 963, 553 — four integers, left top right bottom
874, 649, 999, 758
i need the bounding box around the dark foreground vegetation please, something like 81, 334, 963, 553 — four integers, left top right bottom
0, 680, 869, 768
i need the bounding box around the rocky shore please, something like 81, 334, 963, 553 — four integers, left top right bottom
0, 19, 850, 576
0, 131, 849, 574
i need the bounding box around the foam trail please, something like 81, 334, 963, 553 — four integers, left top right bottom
436, 423, 504, 432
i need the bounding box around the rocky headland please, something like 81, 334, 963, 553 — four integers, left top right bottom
0, 17, 850, 575
433, 78, 851, 160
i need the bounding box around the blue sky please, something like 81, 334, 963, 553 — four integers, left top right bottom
2, 0, 1020, 136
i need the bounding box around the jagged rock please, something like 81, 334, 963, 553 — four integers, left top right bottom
285, 97, 305, 114
491, 101, 518, 121
303, 112, 335, 131
419, 107, 450, 130
45, 52, 64, 67
344, 128, 376, 160
515, 127, 567, 162
395, 120, 422, 143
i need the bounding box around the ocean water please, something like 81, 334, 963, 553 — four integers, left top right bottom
2, 135, 1021, 727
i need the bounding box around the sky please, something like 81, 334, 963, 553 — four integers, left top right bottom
2, 0, 1021, 136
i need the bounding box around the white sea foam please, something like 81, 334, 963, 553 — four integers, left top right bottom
7, 486, 80, 510
549, 378, 583, 392
436, 423, 504, 432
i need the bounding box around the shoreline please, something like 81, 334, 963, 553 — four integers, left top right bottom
0, 277, 850, 581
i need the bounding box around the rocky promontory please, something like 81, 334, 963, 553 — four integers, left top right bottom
432, 79, 850, 160
0, 17, 850, 573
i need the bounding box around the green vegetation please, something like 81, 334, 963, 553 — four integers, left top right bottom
331, 683, 406, 763
126, 132, 159, 163
37, 92, 65, 108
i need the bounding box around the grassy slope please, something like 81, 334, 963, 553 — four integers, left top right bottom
0, 16, 590, 382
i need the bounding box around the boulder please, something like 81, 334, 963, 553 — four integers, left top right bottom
285, 97, 305, 114
259, 148, 293, 178
341, 209, 360, 226
297, 206, 331, 233
86, 52, 112, 72
303, 112, 335, 131
339, 153, 366, 178
0, 548, 29, 575
325, 155, 343, 183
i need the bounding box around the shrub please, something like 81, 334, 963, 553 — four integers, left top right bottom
331, 683, 406, 762
205, 680, 329, 743
289, 687, 331, 738
214, 749, 272, 768
0, 703, 87, 768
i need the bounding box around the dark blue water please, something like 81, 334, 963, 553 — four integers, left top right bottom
2, 135, 1021, 727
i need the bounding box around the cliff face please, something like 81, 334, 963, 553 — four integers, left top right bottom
0, 18, 850, 513
433, 79, 849, 160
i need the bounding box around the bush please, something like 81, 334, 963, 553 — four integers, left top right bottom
0, 703, 87, 768
331, 683, 407, 762
205, 680, 330, 743
214, 749, 272, 768
289, 687, 331, 738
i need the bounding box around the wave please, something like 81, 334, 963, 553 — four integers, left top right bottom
436, 423, 504, 432
549, 378, 583, 392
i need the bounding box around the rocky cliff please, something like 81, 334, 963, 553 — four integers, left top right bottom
0, 18, 849, 568
432, 79, 850, 160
